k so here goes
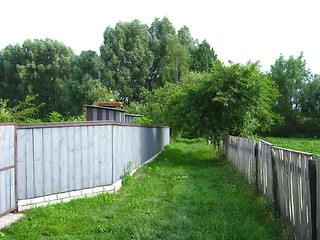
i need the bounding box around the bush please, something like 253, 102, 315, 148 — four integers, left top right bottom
0, 95, 44, 123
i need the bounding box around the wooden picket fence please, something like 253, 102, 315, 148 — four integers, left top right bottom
223, 135, 317, 240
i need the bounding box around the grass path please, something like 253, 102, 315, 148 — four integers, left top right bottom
1, 139, 291, 239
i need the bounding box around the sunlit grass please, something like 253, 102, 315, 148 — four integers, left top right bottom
261, 137, 320, 159
1, 138, 291, 239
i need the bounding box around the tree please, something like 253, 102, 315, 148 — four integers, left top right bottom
143, 61, 278, 140
0, 44, 23, 105
190, 40, 217, 72
61, 50, 109, 116
178, 25, 195, 57
17, 39, 75, 117
270, 52, 312, 136
100, 19, 154, 104
159, 34, 189, 84
296, 74, 320, 135
148, 17, 182, 88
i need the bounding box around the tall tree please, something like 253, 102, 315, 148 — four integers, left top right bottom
190, 40, 217, 72
178, 25, 195, 55
61, 50, 103, 116
0, 44, 23, 105
159, 34, 189, 84
100, 19, 154, 104
148, 17, 178, 88
270, 52, 312, 136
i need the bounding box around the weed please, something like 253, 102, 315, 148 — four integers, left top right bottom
122, 161, 135, 185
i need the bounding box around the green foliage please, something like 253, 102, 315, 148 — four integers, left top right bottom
41, 111, 86, 123
1, 140, 290, 239
260, 137, 320, 158
60, 50, 118, 116
269, 52, 317, 136
190, 40, 217, 72
0, 44, 23, 105
148, 17, 190, 89
0, 95, 44, 123
0, 39, 75, 118
143, 61, 279, 140
123, 101, 145, 115
0, 99, 13, 123
17, 39, 75, 117
46, 111, 63, 122
100, 20, 154, 103
0, 18, 220, 120
133, 116, 153, 125
86, 80, 118, 106
122, 162, 135, 186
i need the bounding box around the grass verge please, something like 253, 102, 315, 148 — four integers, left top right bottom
1, 138, 291, 239
261, 137, 320, 158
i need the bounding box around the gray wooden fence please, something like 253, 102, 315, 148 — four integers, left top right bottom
16, 121, 170, 200
272, 146, 314, 239
0, 123, 17, 217
223, 135, 256, 184
317, 156, 320, 240
223, 135, 317, 240
0, 121, 169, 215
257, 140, 275, 202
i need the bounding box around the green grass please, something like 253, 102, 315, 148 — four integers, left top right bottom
1, 138, 291, 239
261, 137, 320, 158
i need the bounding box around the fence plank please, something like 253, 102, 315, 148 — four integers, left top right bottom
0, 124, 17, 216
93, 126, 100, 186
60, 127, 69, 192
0, 171, 7, 214
87, 125, 94, 188
257, 140, 274, 202
43, 128, 52, 196
17, 130, 26, 200
317, 155, 320, 240
272, 147, 313, 239
309, 159, 316, 240
25, 129, 35, 199
81, 126, 89, 189
34, 128, 43, 197
68, 127, 75, 191
74, 127, 82, 190
51, 128, 60, 194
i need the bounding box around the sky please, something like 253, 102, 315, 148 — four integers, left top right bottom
0, 0, 319, 73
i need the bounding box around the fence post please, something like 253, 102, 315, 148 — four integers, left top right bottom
255, 143, 259, 190
317, 156, 320, 240
309, 159, 317, 240
270, 148, 280, 205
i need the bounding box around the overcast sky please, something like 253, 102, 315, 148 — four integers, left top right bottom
1, 0, 319, 73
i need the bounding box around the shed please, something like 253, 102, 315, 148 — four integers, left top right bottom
125, 113, 144, 123
86, 105, 126, 122
98, 102, 124, 108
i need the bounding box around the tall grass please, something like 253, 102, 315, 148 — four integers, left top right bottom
1, 138, 291, 239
